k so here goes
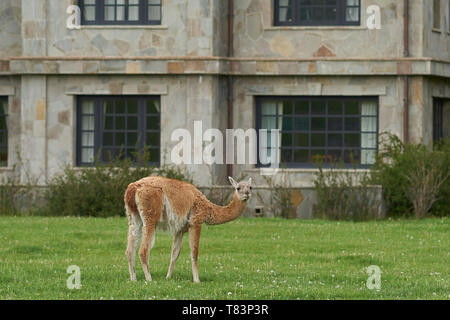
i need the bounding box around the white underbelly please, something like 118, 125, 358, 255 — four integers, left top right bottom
157, 195, 189, 234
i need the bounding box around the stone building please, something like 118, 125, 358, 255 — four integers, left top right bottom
0, 0, 449, 218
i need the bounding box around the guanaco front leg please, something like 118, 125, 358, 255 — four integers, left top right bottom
166, 231, 184, 279
188, 224, 202, 283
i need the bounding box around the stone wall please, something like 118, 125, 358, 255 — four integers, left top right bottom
0, 0, 22, 57
422, 0, 450, 61
233, 0, 407, 59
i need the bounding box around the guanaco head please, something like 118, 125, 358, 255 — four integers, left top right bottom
228, 177, 252, 201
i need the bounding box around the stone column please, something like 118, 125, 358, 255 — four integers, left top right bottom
22, 0, 47, 56
20, 76, 47, 185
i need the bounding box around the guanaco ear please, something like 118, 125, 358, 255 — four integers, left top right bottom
228, 176, 238, 188
248, 177, 252, 185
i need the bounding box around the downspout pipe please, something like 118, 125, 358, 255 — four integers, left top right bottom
227, 0, 234, 178
403, 0, 409, 143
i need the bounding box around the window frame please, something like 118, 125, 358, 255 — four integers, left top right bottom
76, 95, 161, 167
0, 97, 7, 167
255, 96, 379, 169
433, 98, 444, 144
433, 0, 441, 30
274, 0, 361, 27
78, 0, 162, 26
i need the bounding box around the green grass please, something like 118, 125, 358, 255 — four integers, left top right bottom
0, 217, 448, 300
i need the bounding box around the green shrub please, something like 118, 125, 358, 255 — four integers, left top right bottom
43, 150, 192, 217
256, 174, 297, 219
370, 133, 450, 218
312, 161, 381, 221
0, 154, 41, 216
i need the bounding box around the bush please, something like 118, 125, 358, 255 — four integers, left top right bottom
370, 133, 450, 218
256, 174, 297, 219
0, 154, 41, 216
312, 161, 381, 221
43, 150, 192, 217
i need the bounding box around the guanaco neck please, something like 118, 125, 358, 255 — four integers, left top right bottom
205, 192, 248, 225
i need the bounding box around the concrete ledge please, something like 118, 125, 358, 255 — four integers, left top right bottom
2, 57, 448, 77
246, 84, 387, 96
65, 83, 168, 95
0, 86, 15, 96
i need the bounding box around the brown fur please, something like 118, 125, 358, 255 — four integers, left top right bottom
124, 176, 252, 283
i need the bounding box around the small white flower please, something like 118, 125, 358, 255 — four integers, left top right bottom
227, 292, 232, 296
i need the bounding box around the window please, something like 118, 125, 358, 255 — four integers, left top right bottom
0, 97, 7, 167
79, 0, 162, 25
433, 98, 444, 143
274, 0, 361, 26
256, 97, 378, 168
433, 0, 441, 29
77, 96, 160, 166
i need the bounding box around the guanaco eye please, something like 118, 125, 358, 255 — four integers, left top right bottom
250, 186, 253, 190
237, 187, 241, 191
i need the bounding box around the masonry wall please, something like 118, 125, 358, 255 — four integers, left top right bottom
423, 0, 450, 61
0, 0, 22, 57
233, 0, 407, 59
21, 0, 220, 57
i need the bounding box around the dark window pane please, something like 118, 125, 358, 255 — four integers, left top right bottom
104, 101, 114, 114
146, 132, 160, 147
116, 116, 126, 130
281, 101, 293, 115
104, 116, 114, 130
344, 134, 360, 147
281, 133, 292, 147
345, 101, 359, 115
281, 149, 293, 163
282, 117, 293, 130
328, 134, 342, 147
328, 118, 343, 131
294, 150, 309, 163
344, 118, 360, 131
311, 134, 326, 147
328, 101, 342, 114
0, 147, 7, 163
311, 101, 326, 114
103, 132, 114, 146
115, 132, 126, 146
116, 100, 126, 113
294, 118, 309, 131
127, 100, 138, 114
324, 7, 337, 20
147, 100, 160, 114
295, 101, 309, 114
127, 132, 138, 147
311, 118, 326, 131
147, 116, 160, 130
294, 133, 309, 147
127, 116, 138, 130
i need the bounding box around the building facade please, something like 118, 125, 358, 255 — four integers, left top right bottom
0, 0, 449, 217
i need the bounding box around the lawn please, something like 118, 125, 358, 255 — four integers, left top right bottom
0, 216, 448, 300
